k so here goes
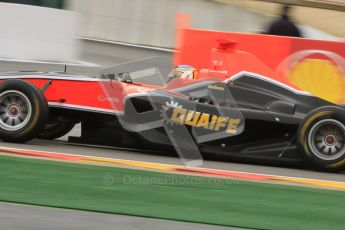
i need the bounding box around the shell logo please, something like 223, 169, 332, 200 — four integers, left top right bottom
277, 50, 345, 104
287, 59, 345, 103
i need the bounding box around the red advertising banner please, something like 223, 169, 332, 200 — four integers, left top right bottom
174, 14, 345, 103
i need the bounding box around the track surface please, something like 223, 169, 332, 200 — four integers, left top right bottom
1, 123, 345, 182
0, 202, 237, 230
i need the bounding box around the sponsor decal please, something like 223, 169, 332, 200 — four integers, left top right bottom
98, 95, 120, 103
287, 59, 345, 103
161, 102, 241, 134
200, 69, 228, 75
207, 84, 224, 91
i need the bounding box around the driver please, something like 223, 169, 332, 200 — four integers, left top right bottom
167, 65, 198, 83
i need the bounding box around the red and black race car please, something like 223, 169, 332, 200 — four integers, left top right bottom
1, 42, 345, 172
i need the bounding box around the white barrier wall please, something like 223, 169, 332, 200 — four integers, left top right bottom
0, 3, 80, 62
67, 0, 268, 48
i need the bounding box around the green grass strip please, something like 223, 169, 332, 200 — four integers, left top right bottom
0, 155, 345, 230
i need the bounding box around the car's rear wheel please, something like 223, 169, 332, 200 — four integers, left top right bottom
0, 79, 48, 142
298, 106, 345, 172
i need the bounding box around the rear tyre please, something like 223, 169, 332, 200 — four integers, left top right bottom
0, 79, 48, 143
39, 119, 75, 140
297, 106, 345, 172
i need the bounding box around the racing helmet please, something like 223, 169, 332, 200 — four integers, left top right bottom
167, 65, 198, 82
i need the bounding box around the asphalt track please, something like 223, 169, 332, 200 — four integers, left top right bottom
0, 202, 236, 230
1, 124, 345, 183
0, 39, 344, 230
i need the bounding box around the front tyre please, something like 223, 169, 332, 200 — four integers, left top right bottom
0, 79, 48, 143
298, 106, 345, 172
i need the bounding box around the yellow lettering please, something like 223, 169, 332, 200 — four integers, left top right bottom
185, 110, 201, 126
196, 113, 210, 128
226, 118, 241, 134
208, 85, 224, 91
171, 108, 187, 125
215, 116, 229, 131
208, 115, 218, 130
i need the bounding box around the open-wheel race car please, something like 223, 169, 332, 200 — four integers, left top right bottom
1, 41, 345, 172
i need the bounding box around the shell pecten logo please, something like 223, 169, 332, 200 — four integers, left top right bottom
287, 59, 345, 103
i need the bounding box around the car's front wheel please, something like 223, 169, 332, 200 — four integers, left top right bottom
298, 106, 345, 172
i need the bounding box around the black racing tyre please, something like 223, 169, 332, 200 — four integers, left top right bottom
39, 119, 75, 140
297, 106, 345, 172
0, 79, 48, 143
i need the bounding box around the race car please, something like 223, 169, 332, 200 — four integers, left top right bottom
1, 41, 345, 172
